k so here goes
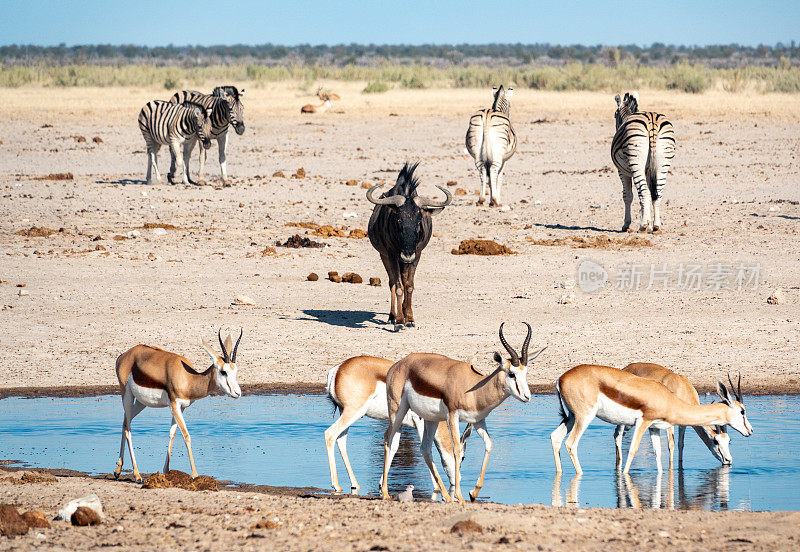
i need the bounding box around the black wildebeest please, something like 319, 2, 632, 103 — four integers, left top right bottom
367, 162, 452, 331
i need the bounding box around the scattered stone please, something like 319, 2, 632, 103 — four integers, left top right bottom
33, 173, 73, 181
307, 273, 319, 281
233, 295, 256, 306
272, 171, 286, 178
277, 234, 324, 249
251, 519, 279, 530
558, 292, 576, 304
21, 471, 56, 484
767, 289, 786, 305
328, 271, 342, 283
71, 507, 101, 526
345, 179, 358, 186
21, 511, 50, 529
285, 221, 320, 230
455, 188, 467, 196
74, 136, 87, 143
348, 228, 367, 239
451, 239, 514, 256
92, 136, 103, 143
15, 226, 57, 237
293, 168, 306, 179
18, 289, 29, 296
141, 471, 218, 491
446, 180, 458, 186
342, 272, 363, 284
397, 485, 414, 502
369, 277, 381, 286
126, 230, 141, 239
56, 495, 104, 522
0, 504, 28, 536
450, 517, 483, 534
152, 227, 167, 236
112, 235, 127, 241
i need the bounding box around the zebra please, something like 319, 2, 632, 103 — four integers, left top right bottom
137, 100, 213, 186
611, 91, 676, 232
169, 86, 245, 184
465, 85, 517, 207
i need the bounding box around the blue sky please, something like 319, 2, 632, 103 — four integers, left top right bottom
2, 1, 798, 47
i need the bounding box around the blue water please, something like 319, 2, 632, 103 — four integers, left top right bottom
0, 394, 798, 511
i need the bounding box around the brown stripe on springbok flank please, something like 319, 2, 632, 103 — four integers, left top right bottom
598, 381, 647, 412
408, 372, 442, 399
131, 365, 166, 390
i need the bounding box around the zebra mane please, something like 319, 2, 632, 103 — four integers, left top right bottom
491, 86, 511, 114
390, 161, 422, 198
213, 86, 240, 100
181, 100, 208, 116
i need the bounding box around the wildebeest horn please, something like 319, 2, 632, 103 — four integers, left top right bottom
520, 322, 532, 364
415, 185, 453, 209
232, 328, 243, 362
218, 328, 230, 363
728, 372, 742, 402
366, 183, 405, 207
498, 322, 520, 367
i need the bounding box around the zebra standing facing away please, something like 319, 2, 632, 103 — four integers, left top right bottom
611, 91, 676, 232
170, 86, 245, 184
137, 101, 212, 186
465, 85, 517, 207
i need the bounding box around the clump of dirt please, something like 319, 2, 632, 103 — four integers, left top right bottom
312, 225, 345, 238
286, 221, 320, 230
0, 504, 28, 536
450, 518, 483, 534
112, 235, 127, 241
138, 222, 183, 230
74, 136, 86, 143
307, 273, 319, 281
272, 171, 286, 178
526, 235, 653, 249
15, 226, 59, 237
92, 136, 103, 143
451, 239, 514, 255
277, 235, 324, 248
328, 271, 342, 283
349, 229, 367, 239
246, 245, 277, 258
292, 168, 306, 179
369, 277, 381, 286
455, 188, 467, 196
34, 173, 73, 181
141, 471, 218, 491
20, 510, 50, 529
542, 166, 612, 176
345, 179, 358, 186
251, 519, 279, 530
361, 181, 373, 189
342, 273, 363, 284
71, 506, 101, 526
21, 471, 57, 484
446, 180, 458, 186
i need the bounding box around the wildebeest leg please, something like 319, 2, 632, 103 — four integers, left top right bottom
400, 261, 418, 328
380, 254, 402, 328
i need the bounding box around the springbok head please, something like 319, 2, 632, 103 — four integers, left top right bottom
493, 322, 545, 403
201, 329, 243, 398
614, 90, 639, 129
716, 373, 753, 437
709, 425, 733, 465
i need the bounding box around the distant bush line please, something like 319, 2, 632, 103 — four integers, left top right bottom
2, 62, 799, 93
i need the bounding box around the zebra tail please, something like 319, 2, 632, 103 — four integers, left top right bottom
555, 381, 569, 424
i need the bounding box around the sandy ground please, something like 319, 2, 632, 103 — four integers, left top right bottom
2, 470, 799, 551
0, 83, 797, 394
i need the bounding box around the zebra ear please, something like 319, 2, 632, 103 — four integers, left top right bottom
506, 88, 514, 99
239, 89, 245, 96
615, 93, 622, 107
205, 108, 213, 118
491, 86, 498, 97
631, 90, 639, 103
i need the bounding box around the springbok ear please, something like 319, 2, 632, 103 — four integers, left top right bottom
716, 381, 733, 405
615, 93, 621, 107
506, 88, 514, 99
201, 340, 219, 364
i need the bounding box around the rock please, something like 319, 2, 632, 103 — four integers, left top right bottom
558, 292, 576, 304
21, 510, 50, 529
767, 289, 786, 305
342, 273, 363, 284
21, 471, 56, 483
361, 181, 372, 189
328, 271, 342, 283
126, 230, 140, 239
369, 277, 381, 286
272, 171, 285, 178
18, 289, 28, 296
345, 179, 358, 186
450, 517, 483, 534
251, 519, 279, 530
56, 494, 104, 522
348, 228, 367, 239
451, 239, 514, 256
71, 506, 102, 526
292, 168, 306, 179
446, 180, 458, 186
152, 227, 167, 236
0, 505, 28, 536
307, 273, 319, 281
92, 136, 103, 143
74, 136, 86, 143
397, 485, 414, 502
455, 188, 467, 196
234, 295, 256, 306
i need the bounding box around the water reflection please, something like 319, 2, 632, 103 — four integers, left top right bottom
552, 467, 732, 510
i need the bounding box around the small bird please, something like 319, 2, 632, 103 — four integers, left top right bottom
397, 485, 414, 502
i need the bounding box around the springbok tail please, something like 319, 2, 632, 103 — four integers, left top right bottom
555, 381, 569, 424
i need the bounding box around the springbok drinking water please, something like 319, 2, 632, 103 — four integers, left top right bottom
113, 330, 243, 482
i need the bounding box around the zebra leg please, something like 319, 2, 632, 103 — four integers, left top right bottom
146, 144, 162, 186
475, 160, 488, 205
217, 131, 230, 184
183, 139, 198, 186
488, 162, 503, 207
631, 167, 652, 232
620, 172, 633, 232
168, 140, 184, 185
651, 166, 669, 232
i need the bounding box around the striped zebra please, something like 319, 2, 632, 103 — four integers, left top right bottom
169, 86, 245, 184
137, 100, 212, 186
611, 91, 676, 232
465, 85, 517, 207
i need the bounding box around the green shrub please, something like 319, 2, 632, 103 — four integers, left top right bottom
362, 80, 389, 93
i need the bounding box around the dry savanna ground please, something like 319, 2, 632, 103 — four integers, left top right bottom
0, 82, 799, 550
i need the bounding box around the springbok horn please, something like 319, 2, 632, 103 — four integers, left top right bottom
218, 328, 229, 363
728, 373, 737, 402
520, 322, 532, 365
366, 183, 405, 207
232, 328, 243, 362
415, 185, 453, 209
498, 322, 520, 367
730, 371, 742, 402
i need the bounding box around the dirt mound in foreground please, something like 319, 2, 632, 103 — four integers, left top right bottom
527, 235, 653, 249
141, 471, 218, 491
15, 226, 59, 237
451, 239, 514, 255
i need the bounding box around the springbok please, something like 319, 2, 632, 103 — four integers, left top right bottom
317, 87, 341, 101
380, 322, 545, 503
113, 330, 243, 483
324, 356, 467, 500
551, 364, 752, 475
301, 99, 332, 114
615, 363, 732, 469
